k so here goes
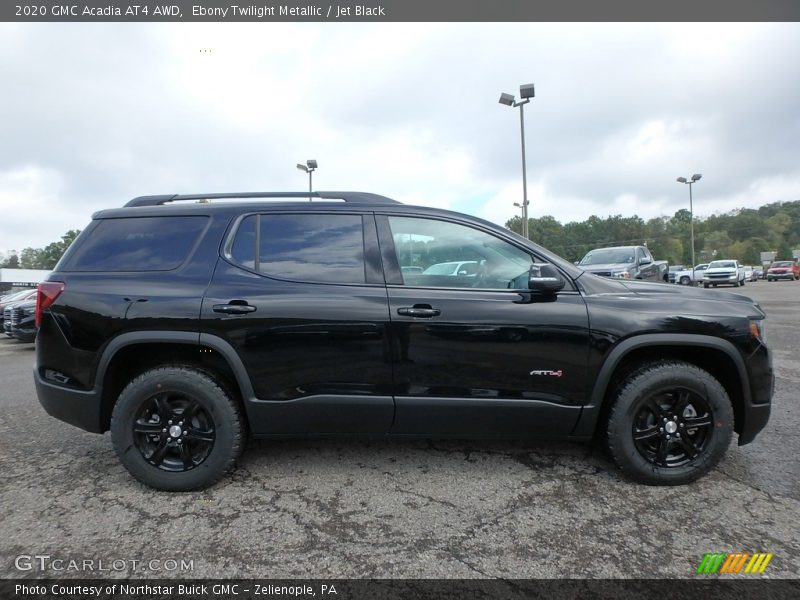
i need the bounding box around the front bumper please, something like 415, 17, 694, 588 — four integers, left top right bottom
738, 403, 771, 445
767, 272, 794, 280
34, 369, 104, 433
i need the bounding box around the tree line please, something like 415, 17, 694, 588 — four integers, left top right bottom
506, 200, 800, 266
0, 230, 81, 270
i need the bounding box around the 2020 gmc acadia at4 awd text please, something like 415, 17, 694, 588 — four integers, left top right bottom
34, 192, 773, 491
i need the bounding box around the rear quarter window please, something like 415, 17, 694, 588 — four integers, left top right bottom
60, 216, 208, 272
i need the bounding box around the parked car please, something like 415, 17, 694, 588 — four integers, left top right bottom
578, 245, 669, 282
703, 260, 746, 288
7, 299, 37, 342
422, 260, 479, 276
766, 261, 800, 281
0, 289, 37, 326
674, 264, 709, 286
743, 266, 754, 282
753, 266, 765, 280
667, 265, 686, 284
34, 191, 772, 490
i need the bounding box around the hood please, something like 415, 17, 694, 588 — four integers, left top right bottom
579, 262, 633, 272
576, 272, 764, 318
706, 266, 737, 273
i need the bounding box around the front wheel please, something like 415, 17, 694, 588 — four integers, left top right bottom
111, 367, 245, 491
606, 361, 733, 485
680, 276, 690, 286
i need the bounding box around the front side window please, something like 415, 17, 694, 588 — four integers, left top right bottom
229, 214, 366, 284
388, 217, 533, 289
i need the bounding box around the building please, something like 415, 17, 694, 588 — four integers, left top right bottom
0, 268, 52, 293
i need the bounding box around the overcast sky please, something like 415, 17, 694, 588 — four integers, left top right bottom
1, 22, 799, 253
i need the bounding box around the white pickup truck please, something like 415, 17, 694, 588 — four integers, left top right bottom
702, 259, 746, 288
673, 263, 709, 285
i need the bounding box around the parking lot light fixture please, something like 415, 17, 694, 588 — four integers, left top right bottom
677, 174, 702, 284
499, 83, 535, 239
296, 160, 317, 201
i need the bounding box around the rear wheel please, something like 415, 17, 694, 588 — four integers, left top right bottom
111, 367, 244, 491
703, 283, 709, 289
606, 361, 733, 485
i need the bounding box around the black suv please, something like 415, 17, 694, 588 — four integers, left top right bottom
34, 192, 773, 491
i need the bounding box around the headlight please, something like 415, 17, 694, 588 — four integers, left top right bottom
750, 319, 766, 343
23, 307, 35, 316
612, 271, 631, 279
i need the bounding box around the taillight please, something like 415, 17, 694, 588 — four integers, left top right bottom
35, 282, 65, 327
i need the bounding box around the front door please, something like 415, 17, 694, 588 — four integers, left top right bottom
377, 214, 590, 437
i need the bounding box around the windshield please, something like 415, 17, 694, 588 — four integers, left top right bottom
772, 261, 793, 268
708, 261, 736, 269
579, 248, 636, 266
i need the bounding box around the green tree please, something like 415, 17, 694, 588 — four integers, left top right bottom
777, 239, 794, 261
1, 252, 19, 268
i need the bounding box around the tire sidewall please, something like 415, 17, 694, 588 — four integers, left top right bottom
111, 368, 240, 491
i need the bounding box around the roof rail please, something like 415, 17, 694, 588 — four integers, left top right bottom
124, 191, 400, 208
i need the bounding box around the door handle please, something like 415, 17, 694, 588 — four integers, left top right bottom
213, 303, 257, 315
397, 306, 441, 318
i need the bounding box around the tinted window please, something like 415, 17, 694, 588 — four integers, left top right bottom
229, 214, 366, 284
63, 216, 207, 271
388, 217, 533, 289
230, 215, 256, 269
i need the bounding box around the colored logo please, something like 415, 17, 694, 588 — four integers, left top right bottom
696, 552, 773, 574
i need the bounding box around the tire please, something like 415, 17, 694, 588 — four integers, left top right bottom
111, 366, 245, 491
733, 281, 739, 287
680, 276, 690, 286
703, 283, 709, 289
606, 361, 733, 485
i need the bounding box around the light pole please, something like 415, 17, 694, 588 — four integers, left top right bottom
513, 202, 525, 232
296, 160, 318, 201
499, 83, 535, 239
676, 174, 702, 284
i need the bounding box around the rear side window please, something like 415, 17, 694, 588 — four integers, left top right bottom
228, 214, 366, 284
62, 216, 207, 271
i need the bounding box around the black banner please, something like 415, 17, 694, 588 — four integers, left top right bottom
2, 0, 800, 22
2, 579, 800, 600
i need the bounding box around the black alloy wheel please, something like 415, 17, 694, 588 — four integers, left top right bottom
132, 393, 215, 472
631, 388, 713, 468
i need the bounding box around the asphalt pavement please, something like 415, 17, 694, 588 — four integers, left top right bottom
0, 280, 798, 579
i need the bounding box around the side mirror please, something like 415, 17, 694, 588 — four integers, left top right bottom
639, 257, 653, 265
529, 263, 565, 294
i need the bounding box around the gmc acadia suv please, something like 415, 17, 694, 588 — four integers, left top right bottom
34, 192, 773, 491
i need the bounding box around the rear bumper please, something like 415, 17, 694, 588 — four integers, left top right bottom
34, 369, 104, 433
12, 326, 37, 342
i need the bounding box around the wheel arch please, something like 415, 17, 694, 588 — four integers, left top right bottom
96, 332, 254, 432
573, 334, 749, 440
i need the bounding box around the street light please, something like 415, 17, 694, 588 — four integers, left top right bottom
296, 159, 318, 201
676, 173, 702, 284
499, 83, 534, 239
513, 202, 525, 227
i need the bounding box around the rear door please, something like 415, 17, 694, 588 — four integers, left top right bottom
202, 211, 394, 435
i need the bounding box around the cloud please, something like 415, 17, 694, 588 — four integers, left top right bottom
0, 22, 799, 253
